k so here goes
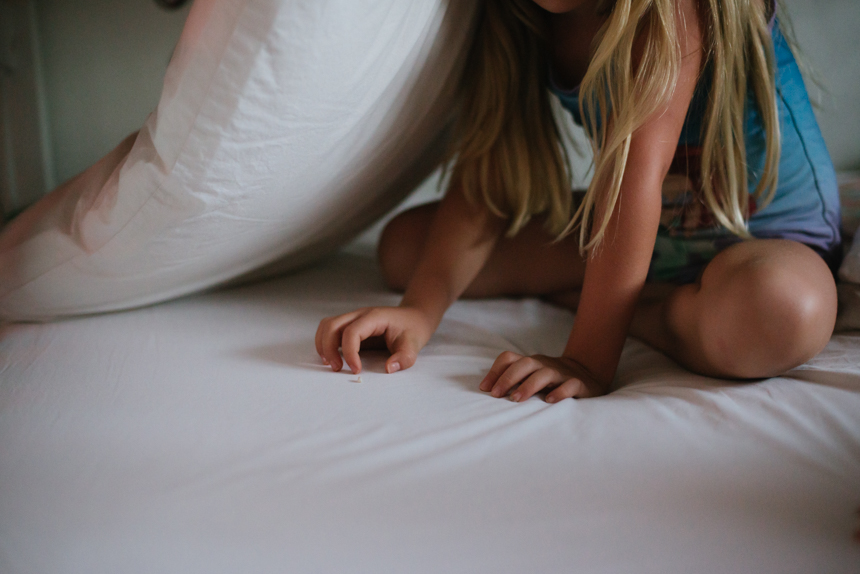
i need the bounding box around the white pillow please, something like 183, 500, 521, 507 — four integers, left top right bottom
0, 0, 477, 321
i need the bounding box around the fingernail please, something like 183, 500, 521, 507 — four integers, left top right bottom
546, 395, 558, 404
479, 380, 489, 392
387, 362, 400, 374
321, 357, 329, 365
509, 393, 521, 403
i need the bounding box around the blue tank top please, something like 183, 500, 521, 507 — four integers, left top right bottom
550, 20, 841, 252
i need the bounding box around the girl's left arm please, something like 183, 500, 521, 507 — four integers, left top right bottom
481, 0, 704, 400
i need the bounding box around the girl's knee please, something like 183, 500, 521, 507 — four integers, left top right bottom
692, 242, 837, 377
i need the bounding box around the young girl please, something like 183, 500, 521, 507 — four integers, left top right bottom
315, 0, 841, 400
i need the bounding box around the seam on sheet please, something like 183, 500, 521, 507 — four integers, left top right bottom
87, 0, 261, 249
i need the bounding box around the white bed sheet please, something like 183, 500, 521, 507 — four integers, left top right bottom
1, 247, 859, 574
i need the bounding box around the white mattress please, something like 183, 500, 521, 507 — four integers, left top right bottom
1, 245, 859, 574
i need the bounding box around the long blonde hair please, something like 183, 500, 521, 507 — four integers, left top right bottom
449, 0, 781, 253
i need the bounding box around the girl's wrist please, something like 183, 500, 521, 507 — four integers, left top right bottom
398, 297, 446, 332
559, 352, 614, 392
399, 274, 457, 328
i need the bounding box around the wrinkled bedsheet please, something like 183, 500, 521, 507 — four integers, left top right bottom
1, 248, 859, 574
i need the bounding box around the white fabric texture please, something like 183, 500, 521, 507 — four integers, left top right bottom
0, 0, 477, 321
1, 248, 859, 574
838, 172, 860, 284
836, 172, 860, 331
837, 259, 860, 332
840, 229, 860, 286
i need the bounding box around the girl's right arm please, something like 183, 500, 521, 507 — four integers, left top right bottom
315, 183, 505, 375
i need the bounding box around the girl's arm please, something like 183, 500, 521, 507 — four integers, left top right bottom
482, 0, 704, 400
316, 183, 504, 375
399, 182, 505, 331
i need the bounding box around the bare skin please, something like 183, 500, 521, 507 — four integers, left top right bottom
378, 201, 838, 383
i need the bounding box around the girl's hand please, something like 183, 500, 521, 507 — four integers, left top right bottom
479, 352, 609, 402
315, 306, 435, 375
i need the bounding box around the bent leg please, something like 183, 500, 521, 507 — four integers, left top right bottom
630, 239, 838, 378
378, 202, 586, 298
